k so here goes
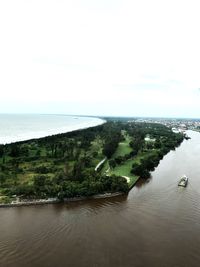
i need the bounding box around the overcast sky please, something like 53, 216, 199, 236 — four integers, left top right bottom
0, 0, 200, 118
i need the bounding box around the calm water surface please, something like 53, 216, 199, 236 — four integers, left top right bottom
1, 130, 200, 267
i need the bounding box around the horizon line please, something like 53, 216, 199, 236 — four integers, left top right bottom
0, 112, 200, 120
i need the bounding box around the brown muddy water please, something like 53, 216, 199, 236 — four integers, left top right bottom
1, 130, 200, 267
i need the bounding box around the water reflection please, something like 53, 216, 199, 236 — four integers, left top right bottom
135, 177, 152, 188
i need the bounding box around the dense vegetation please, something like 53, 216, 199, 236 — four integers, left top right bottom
0, 120, 184, 203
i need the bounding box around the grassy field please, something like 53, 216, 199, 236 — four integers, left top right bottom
103, 133, 160, 188
110, 159, 139, 187
102, 132, 139, 188
113, 133, 132, 157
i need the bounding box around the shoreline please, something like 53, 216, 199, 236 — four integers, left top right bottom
0, 115, 106, 145
0, 192, 125, 208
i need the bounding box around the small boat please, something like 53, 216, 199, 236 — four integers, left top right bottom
178, 175, 188, 187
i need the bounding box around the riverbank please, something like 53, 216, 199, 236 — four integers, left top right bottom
0, 192, 125, 208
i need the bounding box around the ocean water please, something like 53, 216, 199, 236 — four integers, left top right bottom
0, 114, 105, 144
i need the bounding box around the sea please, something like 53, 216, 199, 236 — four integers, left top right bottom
0, 114, 105, 144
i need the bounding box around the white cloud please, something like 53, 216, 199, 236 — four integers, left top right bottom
0, 0, 200, 117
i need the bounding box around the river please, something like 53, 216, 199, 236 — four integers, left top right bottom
1, 130, 200, 267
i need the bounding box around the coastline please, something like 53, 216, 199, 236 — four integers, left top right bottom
0, 115, 106, 145
0, 116, 109, 208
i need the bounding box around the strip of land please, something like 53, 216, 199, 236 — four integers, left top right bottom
0, 120, 184, 206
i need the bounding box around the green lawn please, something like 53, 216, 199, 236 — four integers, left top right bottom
101, 132, 140, 188
113, 133, 132, 158
109, 148, 160, 188
110, 159, 139, 188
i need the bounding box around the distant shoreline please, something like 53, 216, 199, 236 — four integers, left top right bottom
0, 115, 106, 145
